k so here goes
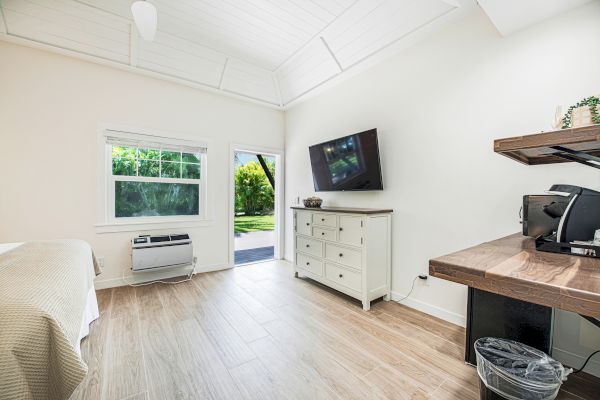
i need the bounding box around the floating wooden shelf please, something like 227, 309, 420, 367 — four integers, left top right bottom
494, 125, 600, 167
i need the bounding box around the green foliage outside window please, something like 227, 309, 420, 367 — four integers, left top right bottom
111, 146, 201, 179
111, 145, 202, 218
235, 160, 274, 215
115, 181, 199, 217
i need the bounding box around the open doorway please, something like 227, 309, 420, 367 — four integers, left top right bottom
229, 145, 283, 267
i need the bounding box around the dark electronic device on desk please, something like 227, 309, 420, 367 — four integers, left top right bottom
467, 185, 600, 366
523, 184, 600, 258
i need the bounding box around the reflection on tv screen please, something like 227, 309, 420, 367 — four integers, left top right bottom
324, 136, 363, 185
309, 129, 383, 191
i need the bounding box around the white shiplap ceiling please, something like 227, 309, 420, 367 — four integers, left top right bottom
2, 0, 542, 108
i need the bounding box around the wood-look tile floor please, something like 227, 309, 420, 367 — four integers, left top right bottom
71, 260, 600, 400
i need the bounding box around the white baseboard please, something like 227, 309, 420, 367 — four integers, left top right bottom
552, 347, 600, 377
391, 290, 466, 327
94, 263, 228, 289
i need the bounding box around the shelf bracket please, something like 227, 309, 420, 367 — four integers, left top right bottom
550, 146, 600, 170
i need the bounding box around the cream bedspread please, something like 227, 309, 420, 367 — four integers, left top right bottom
0, 240, 101, 400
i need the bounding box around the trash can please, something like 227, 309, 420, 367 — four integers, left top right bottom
474, 337, 571, 400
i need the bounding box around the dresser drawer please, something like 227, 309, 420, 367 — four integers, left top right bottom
312, 227, 337, 241
325, 243, 362, 270
325, 263, 361, 292
296, 236, 323, 258
296, 253, 324, 276
312, 213, 337, 228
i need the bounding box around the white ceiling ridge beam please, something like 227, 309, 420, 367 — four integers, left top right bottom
129, 23, 138, 67
135, 26, 276, 74
218, 57, 229, 89
281, 69, 342, 106
271, 74, 283, 107
70, 0, 132, 23
439, 0, 461, 7
282, 3, 471, 108
273, 0, 360, 73
0, 33, 283, 110
0, 5, 7, 34
220, 87, 280, 107
320, 36, 343, 72
338, 6, 456, 71
73, 0, 278, 72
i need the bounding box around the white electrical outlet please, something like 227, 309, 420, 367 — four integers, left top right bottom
97, 256, 105, 268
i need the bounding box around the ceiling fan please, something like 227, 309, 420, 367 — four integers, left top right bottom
131, 0, 157, 41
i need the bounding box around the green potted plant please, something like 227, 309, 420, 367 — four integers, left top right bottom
562, 96, 600, 129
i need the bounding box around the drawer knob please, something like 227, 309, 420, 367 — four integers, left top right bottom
339, 253, 343, 257
339, 273, 343, 278
306, 244, 310, 248
339, 227, 343, 231
321, 232, 325, 236
306, 262, 310, 266
306, 223, 310, 226
321, 218, 325, 221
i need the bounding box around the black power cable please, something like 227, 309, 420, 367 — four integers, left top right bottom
572, 350, 600, 374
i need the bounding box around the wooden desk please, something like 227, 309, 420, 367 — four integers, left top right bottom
429, 233, 600, 318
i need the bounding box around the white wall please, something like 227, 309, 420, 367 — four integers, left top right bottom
284, 3, 600, 373
0, 41, 284, 288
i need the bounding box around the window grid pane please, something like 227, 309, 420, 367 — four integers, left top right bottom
112, 146, 200, 181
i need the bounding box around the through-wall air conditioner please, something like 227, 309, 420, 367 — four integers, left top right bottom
131, 234, 193, 272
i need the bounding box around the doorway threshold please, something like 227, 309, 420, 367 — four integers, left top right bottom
234, 246, 274, 266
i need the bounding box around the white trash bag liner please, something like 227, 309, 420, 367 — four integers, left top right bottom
475, 337, 571, 400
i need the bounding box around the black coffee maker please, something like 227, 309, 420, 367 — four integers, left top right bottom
523, 184, 600, 257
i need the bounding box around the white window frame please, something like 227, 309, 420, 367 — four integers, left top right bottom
96, 124, 210, 233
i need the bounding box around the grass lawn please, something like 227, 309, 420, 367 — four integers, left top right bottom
235, 215, 275, 233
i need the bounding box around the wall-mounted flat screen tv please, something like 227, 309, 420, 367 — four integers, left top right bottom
309, 129, 383, 191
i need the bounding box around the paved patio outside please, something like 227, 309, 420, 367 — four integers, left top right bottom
234, 230, 275, 265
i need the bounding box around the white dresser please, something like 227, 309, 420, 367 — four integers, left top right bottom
292, 206, 392, 310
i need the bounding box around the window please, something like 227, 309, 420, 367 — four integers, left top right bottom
103, 129, 207, 225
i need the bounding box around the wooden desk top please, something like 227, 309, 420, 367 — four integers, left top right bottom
429, 234, 600, 317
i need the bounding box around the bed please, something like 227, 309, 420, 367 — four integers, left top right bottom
0, 240, 101, 400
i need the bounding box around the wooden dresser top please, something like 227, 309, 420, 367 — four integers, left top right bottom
291, 206, 393, 214
429, 233, 600, 317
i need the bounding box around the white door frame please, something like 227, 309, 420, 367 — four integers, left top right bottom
229, 143, 284, 267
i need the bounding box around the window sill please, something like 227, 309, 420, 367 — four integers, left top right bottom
95, 219, 213, 234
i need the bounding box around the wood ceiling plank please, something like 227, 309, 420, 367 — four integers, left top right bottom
221, 58, 280, 104
0, 0, 478, 106
156, 21, 288, 70
4, 0, 129, 34
287, 0, 337, 22
276, 38, 339, 103
137, 31, 226, 87
158, 0, 306, 49
71, 0, 132, 19
258, 0, 330, 31
318, 0, 387, 46
327, 0, 454, 68
4, 10, 129, 63
306, 0, 349, 16
153, 0, 299, 68
209, 0, 314, 42
2, 0, 130, 63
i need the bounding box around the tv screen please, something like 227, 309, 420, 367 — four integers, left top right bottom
309, 129, 383, 191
